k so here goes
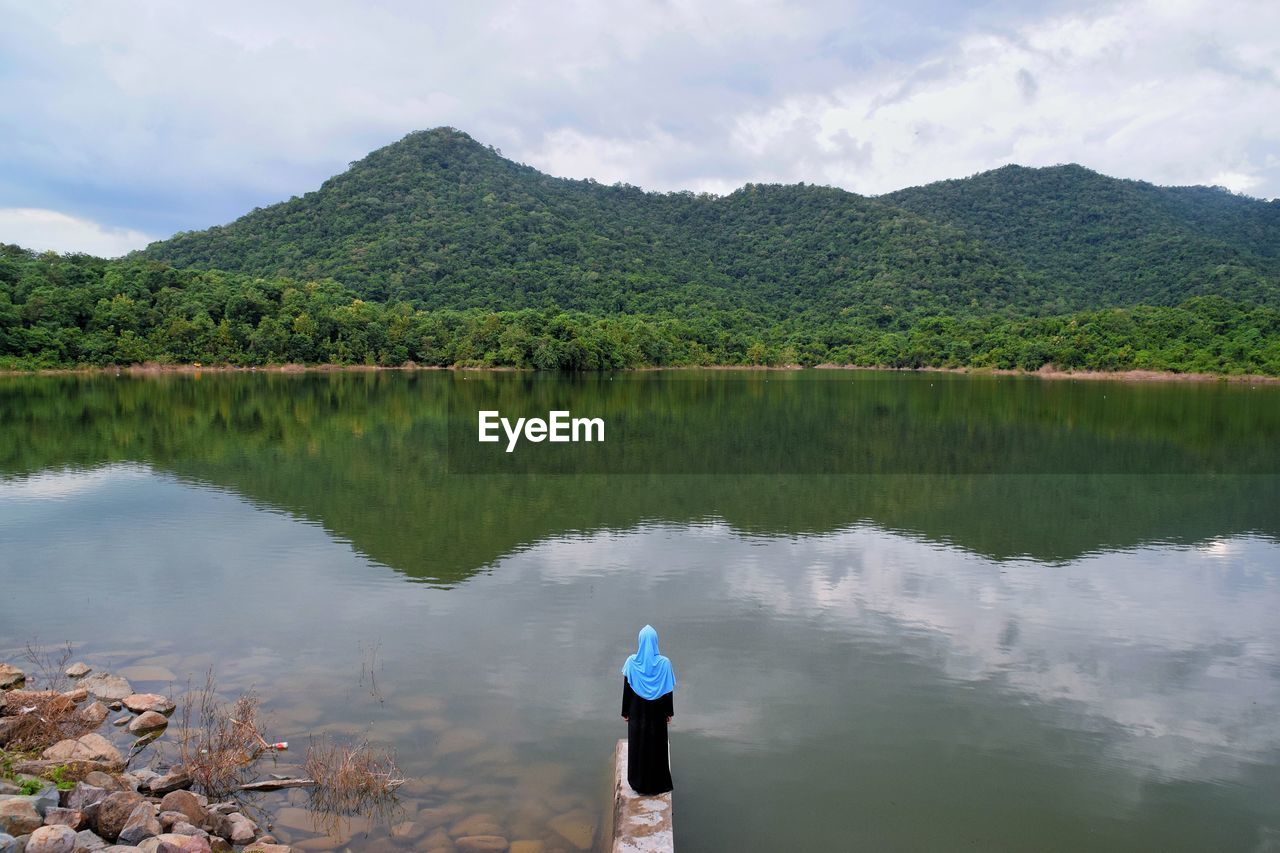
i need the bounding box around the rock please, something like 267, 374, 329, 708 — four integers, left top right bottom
0, 664, 25, 690
62, 689, 89, 704
91, 793, 144, 842
11, 762, 116, 781
111, 720, 128, 729
507, 844, 545, 853
80, 703, 109, 728
119, 697, 173, 717
449, 815, 503, 839
153, 796, 199, 831
25, 825, 77, 853
102, 846, 144, 853
144, 772, 189, 797
78, 676, 132, 704
42, 735, 122, 766
63, 784, 106, 816
0, 784, 16, 797
115, 669, 175, 685
209, 814, 254, 846
41, 810, 85, 831
79, 775, 121, 795
165, 824, 201, 839
415, 805, 466, 830
116, 805, 160, 846
0, 799, 44, 835
139, 834, 209, 853
157, 838, 210, 853
389, 821, 424, 841
0, 833, 20, 853
546, 813, 595, 851
65, 664, 91, 680
31, 786, 60, 818
241, 846, 291, 853
74, 829, 107, 851
454, 837, 509, 853
125, 714, 166, 735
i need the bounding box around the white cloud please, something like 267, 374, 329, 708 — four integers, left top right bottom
0, 0, 1275, 254
0, 208, 154, 257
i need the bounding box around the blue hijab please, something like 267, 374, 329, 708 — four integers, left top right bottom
622, 625, 676, 700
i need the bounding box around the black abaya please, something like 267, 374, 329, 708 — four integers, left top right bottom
622, 677, 674, 795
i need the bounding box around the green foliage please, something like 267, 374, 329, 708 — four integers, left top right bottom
140, 129, 1279, 317
4, 131, 1279, 374
2, 245, 1279, 374
18, 776, 42, 795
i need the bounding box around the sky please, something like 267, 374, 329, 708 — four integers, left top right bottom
1, 0, 1277, 256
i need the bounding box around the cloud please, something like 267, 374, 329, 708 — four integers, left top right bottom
0, 0, 1275, 253
0, 208, 154, 257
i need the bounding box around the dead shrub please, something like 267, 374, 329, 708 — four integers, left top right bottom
175, 669, 270, 799
0, 690, 97, 751
302, 736, 403, 832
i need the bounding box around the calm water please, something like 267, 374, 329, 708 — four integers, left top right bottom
1, 371, 1279, 852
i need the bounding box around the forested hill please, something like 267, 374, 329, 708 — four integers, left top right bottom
141, 128, 1280, 317
885, 164, 1280, 311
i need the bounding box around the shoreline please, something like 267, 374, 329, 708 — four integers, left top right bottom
1, 360, 1277, 384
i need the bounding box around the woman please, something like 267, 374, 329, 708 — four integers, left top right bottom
620, 624, 676, 795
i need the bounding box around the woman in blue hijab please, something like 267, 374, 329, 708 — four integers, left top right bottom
621, 624, 676, 794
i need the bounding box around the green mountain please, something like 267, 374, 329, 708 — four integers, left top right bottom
140, 127, 1280, 317
886, 164, 1280, 312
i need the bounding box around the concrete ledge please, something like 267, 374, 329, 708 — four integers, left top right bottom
611, 739, 674, 853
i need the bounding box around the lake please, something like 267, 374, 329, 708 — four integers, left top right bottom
2, 370, 1279, 852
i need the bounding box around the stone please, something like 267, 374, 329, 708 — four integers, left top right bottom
116, 805, 160, 846
0, 784, 16, 796
62, 689, 89, 704
31, 786, 59, 818
0, 833, 19, 853
241, 845, 291, 853
210, 814, 254, 846
165, 824, 201, 839
0, 798, 44, 835
74, 829, 107, 851
546, 813, 594, 852
142, 833, 211, 853
454, 837, 509, 853
78, 676, 132, 704
145, 772, 189, 797
42, 735, 122, 766
92, 793, 144, 842
125, 714, 166, 735
63, 784, 106, 815
154, 796, 200, 830
415, 805, 466, 830
115, 669, 175, 685
0, 664, 25, 690
102, 846, 143, 853
41, 810, 85, 831
81, 703, 109, 728
389, 821, 424, 841
449, 815, 502, 839
507, 843, 545, 853
79, 775, 121, 795
120, 697, 173, 717
65, 664, 91, 680
25, 825, 77, 853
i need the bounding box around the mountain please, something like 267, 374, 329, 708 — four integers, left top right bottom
141, 128, 1037, 318
885, 164, 1280, 312
140, 127, 1279, 318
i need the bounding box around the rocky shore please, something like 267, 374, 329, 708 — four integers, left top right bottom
1, 660, 597, 853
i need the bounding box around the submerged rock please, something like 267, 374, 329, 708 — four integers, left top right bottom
145, 771, 190, 796
82, 702, 110, 727
454, 837, 510, 853
547, 812, 595, 851
65, 664, 92, 680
